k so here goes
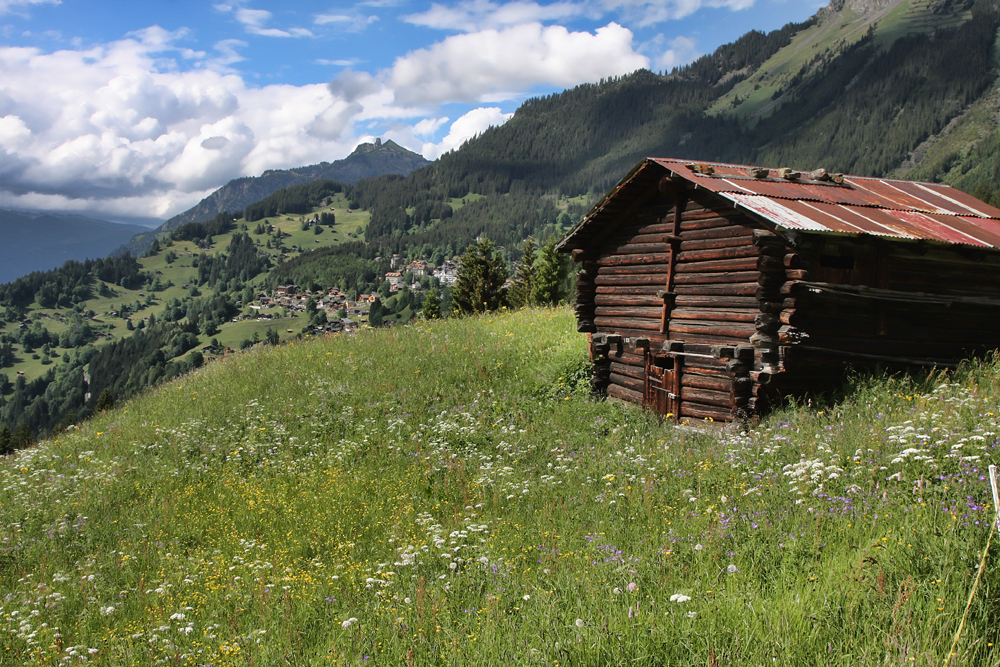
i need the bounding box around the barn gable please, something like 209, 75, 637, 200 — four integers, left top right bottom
558, 158, 1000, 421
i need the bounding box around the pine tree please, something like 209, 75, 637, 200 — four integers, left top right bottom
451, 237, 508, 315
422, 288, 442, 319
508, 237, 536, 309
95, 388, 114, 413
11, 421, 31, 451
531, 236, 569, 306
369, 298, 384, 327
0, 423, 12, 456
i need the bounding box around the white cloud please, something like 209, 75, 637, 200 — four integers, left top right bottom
602, 0, 757, 26
314, 12, 378, 31
0, 29, 379, 218
389, 22, 649, 106
217, 3, 315, 38
0, 0, 58, 15
403, 0, 588, 31
654, 35, 699, 69
420, 107, 513, 159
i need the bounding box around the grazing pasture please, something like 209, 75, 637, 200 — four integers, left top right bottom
0, 307, 997, 665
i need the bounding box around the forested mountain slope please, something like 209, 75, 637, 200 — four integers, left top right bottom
118, 139, 429, 257
342, 0, 998, 257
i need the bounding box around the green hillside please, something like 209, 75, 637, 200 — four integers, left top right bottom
0, 191, 387, 439
330, 0, 999, 258
1, 307, 997, 665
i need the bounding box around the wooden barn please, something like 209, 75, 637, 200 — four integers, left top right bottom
557, 158, 1000, 421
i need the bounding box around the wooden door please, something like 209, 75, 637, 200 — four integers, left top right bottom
645, 353, 682, 418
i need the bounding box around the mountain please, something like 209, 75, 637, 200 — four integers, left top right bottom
164, 138, 428, 231
115, 139, 430, 259
0, 210, 148, 284
338, 0, 998, 254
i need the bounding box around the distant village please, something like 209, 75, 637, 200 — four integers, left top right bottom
244, 253, 462, 335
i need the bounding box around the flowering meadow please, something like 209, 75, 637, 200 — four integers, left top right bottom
1, 307, 999, 666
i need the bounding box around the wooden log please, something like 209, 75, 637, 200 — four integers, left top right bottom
608, 350, 648, 366
598, 264, 673, 276
680, 225, 756, 242
782, 280, 1000, 308
593, 282, 662, 292
679, 217, 744, 232
606, 242, 672, 255
609, 372, 645, 393
784, 253, 808, 269
674, 271, 760, 285
674, 283, 760, 296
593, 294, 662, 307
596, 253, 672, 267
681, 386, 733, 407
675, 257, 759, 273
674, 295, 759, 308
682, 374, 732, 393
679, 401, 733, 421
596, 306, 665, 318
669, 321, 757, 339
607, 383, 643, 404
671, 308, 757, 323
595, 274, 670, 287
680, 235, 756, 252
754, 313, 779, 330
610, 361, 645, 380
676, 245, 759, 263
595, 316, 663, 331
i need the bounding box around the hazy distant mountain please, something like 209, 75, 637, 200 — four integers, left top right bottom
0, 210, 148, 284
163, 139, 430, 231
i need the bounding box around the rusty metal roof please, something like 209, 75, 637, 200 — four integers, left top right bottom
558, 158, 1000, 251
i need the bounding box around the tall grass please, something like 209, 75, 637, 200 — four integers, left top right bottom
1, 307, 998, 666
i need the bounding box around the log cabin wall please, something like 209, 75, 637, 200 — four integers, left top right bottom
562, 157, 1000, 422
578, 186, 772, 421
766, 235, 1000, 404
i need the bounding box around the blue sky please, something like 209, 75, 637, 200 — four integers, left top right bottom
0, 0, 824, 221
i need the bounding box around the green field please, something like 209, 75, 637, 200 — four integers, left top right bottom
1, 306, 998, 665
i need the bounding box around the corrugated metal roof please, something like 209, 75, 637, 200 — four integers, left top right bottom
557, 158, 1000, 251
650, 158, 1000, 247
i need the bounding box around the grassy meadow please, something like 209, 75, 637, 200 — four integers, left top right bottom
1, 307, 999, 665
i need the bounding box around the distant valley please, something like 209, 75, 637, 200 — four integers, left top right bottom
0, 210, 149, 284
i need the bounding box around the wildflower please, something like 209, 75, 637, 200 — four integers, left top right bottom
169, 613, 185, 621
575, 619, 585, 628
523, 595, 530, 601
99, 606, 114, 616
626, 582, 637, 592
693, 544, 703, 551
727, 564, 739, 573
342, 617, 358, 629
669, 593, 691, 603
404, 597, 412, 604
612, 587, 622, 595
686, 611, 697, 618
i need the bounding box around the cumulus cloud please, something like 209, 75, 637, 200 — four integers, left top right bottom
217, 3, 315, 38
403, 0, 587, 31
601, 0, 756, 26
0, 29, 372, 217
653, 35, 699, 69
389, 22, 649, 106
328, 69, 381, 103
420, 107, 513, 159
0, 0, 58, 15
313, 12, 379, 32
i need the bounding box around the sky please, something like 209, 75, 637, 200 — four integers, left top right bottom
0, 0, 824, 223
